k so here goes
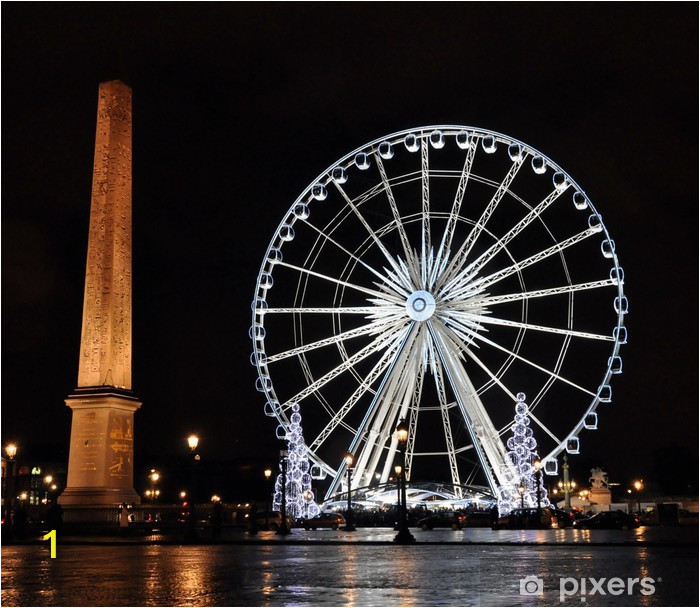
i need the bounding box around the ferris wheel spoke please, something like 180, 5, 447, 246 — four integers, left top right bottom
527, 410, 562, 446
457, 279, 618, 308
309, 328, 408, 452
265, 306, 400, 315
452, 319, 596, 397
450, 227, 600, 299
438, 156, 526, 291
453, 338, 519, 403
421, 137, 431, 287
449, 312, 615, 342
433, 356, 463, 490
281, 321, 410, 411
439, 185, 569, 298
266, 317, 404, 364
302, 219, 411, 297
332, 181, 412, 290
374, 153, 418, 280
434, 142, 477, 280
403, 362, 424, 480
275, 261, 405, 305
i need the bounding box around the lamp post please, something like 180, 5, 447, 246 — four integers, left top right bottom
276, 450, 291, 535
344, 453, 356, 532
633, 480, 643, 513
264, 468, 272, 531
184, 434, 200, 542
534, 459, 542, 517
3, 444, 18, 536
393, 418, 415, 544
43, 475, 53, 504
149, 470, 160, 501
394, 464, 402, 531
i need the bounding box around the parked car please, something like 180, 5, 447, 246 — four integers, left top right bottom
494, 507, 560, 529
573, 510, 640, 530
550, 507, 575, 528
301, 512, 346, 530
418, 511, 467, 530
253, 511, 293, 531
463, 512, 493, 527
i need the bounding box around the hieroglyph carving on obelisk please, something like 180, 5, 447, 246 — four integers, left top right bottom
60, 81, 141, 507
78, 81, 133, 390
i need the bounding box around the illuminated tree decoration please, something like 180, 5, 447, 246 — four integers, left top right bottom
497, 392, 551, 515
272, 404, 321, 520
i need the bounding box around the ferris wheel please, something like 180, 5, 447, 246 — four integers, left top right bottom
250, 126, 627, 502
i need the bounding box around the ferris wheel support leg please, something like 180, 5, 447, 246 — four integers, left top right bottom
364, 365, 417, 487
380, 357, 422, 485
352, 332, 418, 488
428, 323, 511, 495
323, 324, 418, 501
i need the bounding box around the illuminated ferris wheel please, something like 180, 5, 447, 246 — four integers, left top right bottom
250, 126, 627, 501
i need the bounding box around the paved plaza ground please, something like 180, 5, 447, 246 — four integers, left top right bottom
2, 528, 697, 606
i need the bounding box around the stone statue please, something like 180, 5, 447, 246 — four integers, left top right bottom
589, 467, 609, 489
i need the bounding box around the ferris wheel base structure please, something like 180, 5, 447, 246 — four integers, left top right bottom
323, 481, 495, 511
250, 126, 627, 505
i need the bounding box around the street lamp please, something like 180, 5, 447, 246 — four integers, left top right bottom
43, 475, 53, 504
518, 483, 526, 509
185, 435, 200, 542
264, 468, 273, 530
148, 470, 160, 501
276, 450, 291, 535
633, 480, 643, 513
534, 459, 543, 516
3, 444, 18, 532
344, 453, 356, 531
393, 418, 415, 544
188, 435, 199, 451
394, 464, 403, 531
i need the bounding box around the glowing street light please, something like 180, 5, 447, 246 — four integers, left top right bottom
264, 468, 273, 530
5, 444, 17, 460
185, 435, 201, 542
394, 418, 415, 544
344, 453, 356, 532
518, 483, 526, 509
632, 480, 644, 512
43, 475, 54, 504
148, 470, 160, 502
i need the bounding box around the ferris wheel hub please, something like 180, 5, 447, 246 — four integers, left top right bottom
406, 290, 436, 321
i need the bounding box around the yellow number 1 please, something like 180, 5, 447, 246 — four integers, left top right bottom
43, 530, 57, 558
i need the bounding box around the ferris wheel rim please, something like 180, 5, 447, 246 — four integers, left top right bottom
251, 125, 626, 488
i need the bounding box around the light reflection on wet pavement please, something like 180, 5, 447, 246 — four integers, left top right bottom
2, 530, 697, 606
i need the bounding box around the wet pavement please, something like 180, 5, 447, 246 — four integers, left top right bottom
2, 529, 697, 606
16, 525, 697, 545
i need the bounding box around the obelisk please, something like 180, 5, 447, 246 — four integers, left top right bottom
59, 80, 141, 507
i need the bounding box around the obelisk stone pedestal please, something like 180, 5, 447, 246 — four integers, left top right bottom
59, 80, 141, 509
60, 388, 141, 506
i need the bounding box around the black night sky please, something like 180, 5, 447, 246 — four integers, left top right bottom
2, 4, 698, 497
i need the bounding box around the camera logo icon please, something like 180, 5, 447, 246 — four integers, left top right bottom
520, 575, 544, 596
